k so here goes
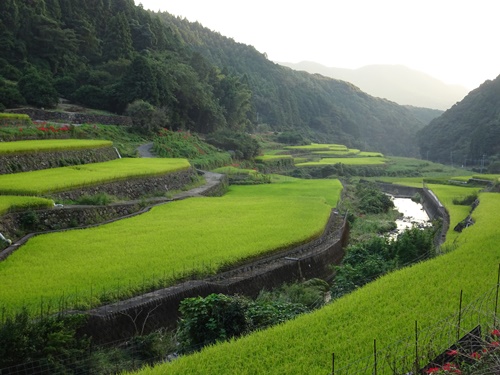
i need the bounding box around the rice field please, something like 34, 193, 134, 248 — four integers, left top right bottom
0, 139, 113, 155
0, 158, 191, 195
130, 187, 500, 375
296, 157, 387, 166
0, 178, 342, 314
285, 143, 348, 151
0, 196, 54, 215
254, 155, 293, 162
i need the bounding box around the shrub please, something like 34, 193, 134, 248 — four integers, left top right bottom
205, 130, 260, 160
17, 69, 58, 109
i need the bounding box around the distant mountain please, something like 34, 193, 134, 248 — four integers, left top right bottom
160, 15, 431, 156
278, 62, 469, 110
417, 75, 500, 167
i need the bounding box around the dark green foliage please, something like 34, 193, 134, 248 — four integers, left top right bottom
0, 309, 90, 371
126, 100, 163, 135
452, 192, 478, 206
74, 193, 116, 206
177, 294, 249, 353
19, 209, 40, 231
205, 130, 260, 160
177, 279, 327, 353
18, 69, 59, 108
355, 182, 394, 214
0, 0, 430, 155
418, 74, 500, 165
331, 227, 436, 299
0, 78, 24, 108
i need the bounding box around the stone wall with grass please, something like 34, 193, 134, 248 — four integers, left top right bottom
49, 168, 197, 201
6, 108, 132, 126
0, 146, 119, 174
79, 212, 349, 343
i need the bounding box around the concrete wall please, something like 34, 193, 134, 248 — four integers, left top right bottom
78, 212, 349, 343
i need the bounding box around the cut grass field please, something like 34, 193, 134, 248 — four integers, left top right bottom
130, 187, 500, 375
0, 158, 191, 196
0, 139, 113, 155
0, 196, 54, 215
297, 156, 387, 166
0, 178, 342, 314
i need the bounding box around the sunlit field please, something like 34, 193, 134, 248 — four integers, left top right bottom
0, 139, 112, 154
0, 195, 54, 215
0, 178, 342, 314
130, 188, 500, 375
0, 158, 191, 195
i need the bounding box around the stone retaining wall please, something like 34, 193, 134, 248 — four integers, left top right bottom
49, 168, 197, 201
0, 146, 118, 174
6, 108, 132, 126
78, 212, 349, 343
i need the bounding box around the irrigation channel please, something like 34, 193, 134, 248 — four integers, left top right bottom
390, 195, 432, 237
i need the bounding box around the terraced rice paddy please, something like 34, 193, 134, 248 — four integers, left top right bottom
129, 185, 500, 375
0, 196, 54, 215
0, 139, 112, 154
0, 158, 191, 195
0, 178, 342, 314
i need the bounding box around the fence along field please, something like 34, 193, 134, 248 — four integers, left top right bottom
0, 178, 342, 315
129, 185, 500, 375
0, 158, 191, 195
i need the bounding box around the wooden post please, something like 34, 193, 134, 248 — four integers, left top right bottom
494, 264, 500, 329
415, 320, 419, 374
373, 339, 377, 375
457, 290, 463, 341
332, 352, 335, 375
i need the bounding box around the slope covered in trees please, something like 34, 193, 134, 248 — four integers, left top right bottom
418, 75, 500, 170
1, 0, 428, 156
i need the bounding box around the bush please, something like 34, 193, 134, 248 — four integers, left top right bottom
18, 69, 58, 109
355, 181, 394, 214
0, 79, 25, 109
205, 130, 260, 160
177, 294, 249, 353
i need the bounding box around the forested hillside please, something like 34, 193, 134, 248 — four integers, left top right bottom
1, 0, 428, 156
418, 75, 500, 170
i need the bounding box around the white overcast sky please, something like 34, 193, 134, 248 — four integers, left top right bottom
135, 0, 499, 89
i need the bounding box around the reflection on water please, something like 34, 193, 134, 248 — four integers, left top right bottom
392, 197, 431, 235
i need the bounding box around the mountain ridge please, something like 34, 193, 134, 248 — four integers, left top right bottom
278, 61, 469, 110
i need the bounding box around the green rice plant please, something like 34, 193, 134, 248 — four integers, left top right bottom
285, 143, 348, 151
0, 196, 54, 215
358, 151, 384, 157
311, 148, 360, 156
0, 113, 32, 127
0, 139, 112, 155
129, 192, 500, 375
297, 157, 387, 167
0, 178, 342, 314
254, 155, 293, 162
0, 158, 191, 196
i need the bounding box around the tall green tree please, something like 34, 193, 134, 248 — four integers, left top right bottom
103, 12, 133, 61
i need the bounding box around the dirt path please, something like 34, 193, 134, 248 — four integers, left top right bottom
136, 142, 155, 158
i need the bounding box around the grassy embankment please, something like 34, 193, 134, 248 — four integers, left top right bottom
0, 178, 342, 314
129, 183, 500, 375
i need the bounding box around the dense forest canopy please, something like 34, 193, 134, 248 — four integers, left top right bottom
0, 0, 434, 156
418, 75, 500, 170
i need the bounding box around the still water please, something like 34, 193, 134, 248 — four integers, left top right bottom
392, 196, 431, 234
